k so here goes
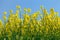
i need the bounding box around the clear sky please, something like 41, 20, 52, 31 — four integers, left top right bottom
0, 0, 60, 19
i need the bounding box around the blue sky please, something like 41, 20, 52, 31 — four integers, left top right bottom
0, 0, 60, 19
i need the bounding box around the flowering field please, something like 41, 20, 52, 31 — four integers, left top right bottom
0, 5, 60, 40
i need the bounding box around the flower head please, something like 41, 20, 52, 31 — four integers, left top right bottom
27, 8, 31, 13
16, 5, 20, 9
3, 12, 7, 15
24, 8, 27, 12
10, 10, 13, 13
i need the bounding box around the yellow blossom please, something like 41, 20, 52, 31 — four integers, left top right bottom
16, 5, 20, 9
50, 8, 55, 16
43, 9, 48, 14
3, 12, 7, 15
31, 12, 39, 18
24, 8, 27, 12
10, 10, 13, 13
3, 16, 6, 20
27, 8, 31, 12
0, 20, 2, 25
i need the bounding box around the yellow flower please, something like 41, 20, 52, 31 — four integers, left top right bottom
50, 8, 55, 16
15, 13, 18, 17
15, 10, 19, 17
10, 10, 13, 13
16, 5, 20, 9
24, 8, 27, 12
27, 8, 31, 12
16, 10, 19, 13
50, 8, 54, 12
3, 16, 6, 20
23, 14, 30, 20
40, 6, 43, 9
3, 12, 7, 15
43, 9, 48, 14
31, 12, 39, 18
55, 12, 58, 16
0, 20, 2, 25
24, 19, 29, 24
15, 18, 22, 23
0, 20, 3, 27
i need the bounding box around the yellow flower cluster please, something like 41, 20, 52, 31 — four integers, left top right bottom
0, 5, 60, 40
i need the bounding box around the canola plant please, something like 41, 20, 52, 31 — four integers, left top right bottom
0, 5, 60, 40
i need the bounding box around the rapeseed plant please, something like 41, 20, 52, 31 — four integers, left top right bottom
0, 5, 60, 40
